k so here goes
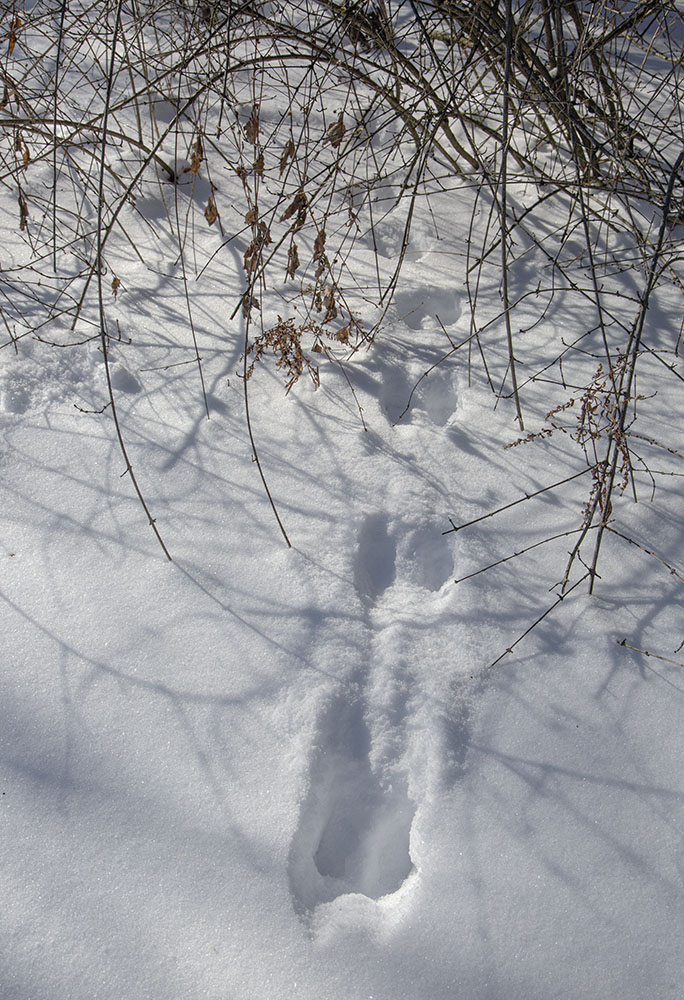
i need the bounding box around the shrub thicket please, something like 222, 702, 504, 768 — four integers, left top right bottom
2, 1, 684, 619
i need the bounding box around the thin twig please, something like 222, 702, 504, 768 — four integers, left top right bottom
617, 639, 684, 669
444, 465, 595, 534
96, 0, 171, 561
454, 525, 595, 584
489, 573, 589, 669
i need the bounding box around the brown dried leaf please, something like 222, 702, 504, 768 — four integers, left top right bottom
8, 16, 20, 55
256, 220, 272, 245
326, 114, 345, 149
243, 242, 259, 274
205, 196, 218, 226
253, 152, 264, 177
322, 285, 337, 322
242, 293, 260, 318
335, 324, 350, 344
244, 316, 320, 392
245, 105, 260, 144
286, 242, 299, 280
313, 229, 326, 261
244, 206, 258, 225
14, 133, 29, 168
280, 188, 307, 225
279, 139, 295, 176
18, 189, 27, 230
188, 135, 203, 175
111, 276, 121, 299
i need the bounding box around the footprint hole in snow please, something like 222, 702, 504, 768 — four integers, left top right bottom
393, 288, 461, 331
289, 699, 416, 914
378, 363, 458, 427
312, 761, 414, 898
378, 366, 413, 424
1, 383, 30, 414
354, 514, 397, 600
110, 366, 142, 395
414, 369, 458, 427
397, 526, 454, 592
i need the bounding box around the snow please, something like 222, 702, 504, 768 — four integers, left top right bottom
4, 273, 684, 996
3, 6, 684, 998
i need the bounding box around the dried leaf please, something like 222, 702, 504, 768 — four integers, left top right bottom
279, 139, 295, 176
205, 196, 218, 226
243, 242, 259, 274
244, 316, 320, 392
242, 293, 260, 318
14, 133, 29, 168
256, 220, 272, 245
280, 188, 307, 227
244, 206, 258, 225
286, 242, 299, 280
111, 276, 121, 299
313, 229, 326, 261
311, 342, 323, 354
326, 114, 345, 149
188, 135, 203, 175
322, 285, 337, 322
18, 189, 27, 230
245, 105, 260, 144
8, 16, 20, 55
253, 152, 264, 177
335, 324, 350, 344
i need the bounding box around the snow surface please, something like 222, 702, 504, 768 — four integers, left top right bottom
3, 25, 684, 998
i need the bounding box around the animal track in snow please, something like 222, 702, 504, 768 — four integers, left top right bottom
354, 514, 396, 600
376, 362, 458, 427
288, 516, 460, 921
0, 378, 30, 415
110, 364, 142, 395
356, 516, 454, 597
378, 365, 413, 425
412, 368, 459, 427
396, 525, 454, 592
393, 288, 461, 330
289, 696, 415, 916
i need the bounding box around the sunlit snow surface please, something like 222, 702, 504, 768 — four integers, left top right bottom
2, 144, 684, 1000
